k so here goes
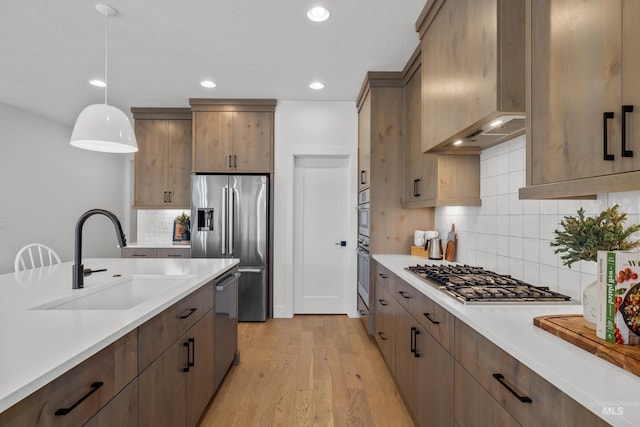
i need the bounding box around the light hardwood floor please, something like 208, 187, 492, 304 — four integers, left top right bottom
199, 315, 415, 427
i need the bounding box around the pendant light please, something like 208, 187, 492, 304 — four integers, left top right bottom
70, 4, 137, 153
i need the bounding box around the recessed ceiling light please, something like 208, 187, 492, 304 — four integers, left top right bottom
200, 80, 216, 88
307, 6, 330, 22
90, 79, 106, 88
453, 140, 463, 146
309, 81, 325, 90
489, 119, 504, 127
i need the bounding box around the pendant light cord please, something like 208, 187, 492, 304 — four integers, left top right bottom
104, 12, 108, 105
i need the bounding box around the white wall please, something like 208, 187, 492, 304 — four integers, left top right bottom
273, 101, 358, 318
434, 135, 640, 301
0, 103, 127, 274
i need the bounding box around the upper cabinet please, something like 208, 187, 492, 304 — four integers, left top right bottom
402, 48, 481, 208
418, 0, 525, 152
190, 99, 276, 173
520, 0, 640, 199
131, 108, 192, 209
357, 73, 434, 253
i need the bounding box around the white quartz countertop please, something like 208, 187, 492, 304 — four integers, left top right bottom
0, 257, 238, 413
373, 254, 640, 427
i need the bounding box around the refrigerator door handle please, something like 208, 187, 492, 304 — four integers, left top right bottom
229, 189, 236, 255
222, 186, 228, 255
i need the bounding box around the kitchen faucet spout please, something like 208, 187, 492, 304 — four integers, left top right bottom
72, 209, 127, 289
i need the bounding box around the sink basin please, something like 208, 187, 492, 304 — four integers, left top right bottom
33, 274, 194, 310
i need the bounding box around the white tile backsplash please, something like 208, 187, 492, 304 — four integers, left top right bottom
136, 209, 187, 243
434, 134, 640, 301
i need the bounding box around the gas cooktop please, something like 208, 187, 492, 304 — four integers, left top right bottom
406, 264, 574, 304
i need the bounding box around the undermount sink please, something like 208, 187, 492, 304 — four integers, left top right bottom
33, 274, 194, 310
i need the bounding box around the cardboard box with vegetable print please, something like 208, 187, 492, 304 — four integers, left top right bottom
597, 251, 640, 345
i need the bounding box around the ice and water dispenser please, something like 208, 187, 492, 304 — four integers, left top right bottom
197, 208, 214, 231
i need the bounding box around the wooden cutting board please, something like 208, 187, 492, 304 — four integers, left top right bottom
534, 314, 640, 377
444, 223, 456, 262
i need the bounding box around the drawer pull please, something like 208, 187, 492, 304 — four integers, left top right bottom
166, 254, 182, 257
377, 332, 388, 341
55, 381, 103, 416
378, 273, 388, 279
359, 309, 366, 315
183, 342, 191, 372
603, 111, 615, 161
493, 374, 532, 403
622, 105, 634, 157
131, 254, 148, 257
398, 291, 412, 299
410, 327, 420, 357
423, 312, 440, 325
179, 308, 197, 319
360, 170, 367, 185
378, 299, 389, 306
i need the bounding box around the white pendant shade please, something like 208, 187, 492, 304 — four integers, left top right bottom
70, 104, 138, 153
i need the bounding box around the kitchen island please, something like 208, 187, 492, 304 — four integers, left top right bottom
373, 254, 639, 427
0, 257, 238, 419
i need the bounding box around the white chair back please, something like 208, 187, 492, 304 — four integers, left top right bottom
14, 243, 62, 272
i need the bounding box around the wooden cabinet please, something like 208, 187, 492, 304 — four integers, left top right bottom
357, 293, 370, 333
139, 283, 215, 427
84, 379, 138, 427
372, 260, 454, 427
455, 320, 609, 427
121, 247, 190, 259
0, 331, 137, 427
190, 99, 276, 173
521, 0, 640, 199
402, 46, 481, 208
357, 73, 434, 254
418, 0, 525, 152
131, 108, 192, 209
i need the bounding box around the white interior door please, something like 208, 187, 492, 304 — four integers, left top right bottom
293, 156, 349, 314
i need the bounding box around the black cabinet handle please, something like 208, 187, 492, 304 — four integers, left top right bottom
163, 191, 168, 203
168, 191, 172, 203
378, 299, 388, 306
413, 179, 420, 197
183, 342, 190, 372
377, 332, 387, 341
179, 308, 197, 319
603, 112, 615, 161
378, 274, 388, 279
493, 374, 532, 403
55, 382, 104, 416
188, 338, 195, 367
359, 309, 366, 316
423, 312, 440, 325
234, 155, 237, 168
398, 291, 412, 299
413, 327, 421, 358
622, 105, 634, 157
229, 155, 233, 168
360, 170, 367, 185
410, 327, 417, 354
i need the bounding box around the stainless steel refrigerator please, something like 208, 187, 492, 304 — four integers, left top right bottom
191, 175, 268, 321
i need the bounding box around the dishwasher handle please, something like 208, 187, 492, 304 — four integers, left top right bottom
216, 272, 241, 291
237, 268, 262, 274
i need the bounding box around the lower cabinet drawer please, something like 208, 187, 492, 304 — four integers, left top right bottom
156, 248, 190, 258
84, 378, 138, 427
374, 316, 394, 369
455, 320, 609, 426
138, 282, 214, 371
357, 294, 370, 333
375, 281, 394, 321
121, 248, 156, 258
412, 290, 454, 355
0, 331, 138, 427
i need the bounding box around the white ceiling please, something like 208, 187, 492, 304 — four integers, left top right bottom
0, 0, 427, 127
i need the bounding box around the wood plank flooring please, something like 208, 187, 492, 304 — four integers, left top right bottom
199, 315, 415, 427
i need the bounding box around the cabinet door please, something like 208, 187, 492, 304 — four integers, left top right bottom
134, 120, 169, 206
193, 111, 234, 172
186, 310, 215, 427
529, 0, 623, 184
404, 65, 423, 203
393, 305, 418, 418
622, 0, 640, 169
233, 112, 273, 172
454, 362, 520, 427
416, 332, 454, 427
84, 379, 138, 427
167, 119, 192, 207
358, 92, 371, 191
139, 339, 187, 427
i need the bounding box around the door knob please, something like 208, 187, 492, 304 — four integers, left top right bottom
335, 241, 347, 247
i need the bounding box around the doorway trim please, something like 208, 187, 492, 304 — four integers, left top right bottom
273, 144, 357, 318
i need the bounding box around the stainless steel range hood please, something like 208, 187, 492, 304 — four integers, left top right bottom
438, 114, 526, 153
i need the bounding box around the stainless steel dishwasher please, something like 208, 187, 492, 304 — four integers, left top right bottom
214, 270, 241, 391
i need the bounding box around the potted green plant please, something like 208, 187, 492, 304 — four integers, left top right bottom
551, 205, 640, 329
174, 211, 191, 242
